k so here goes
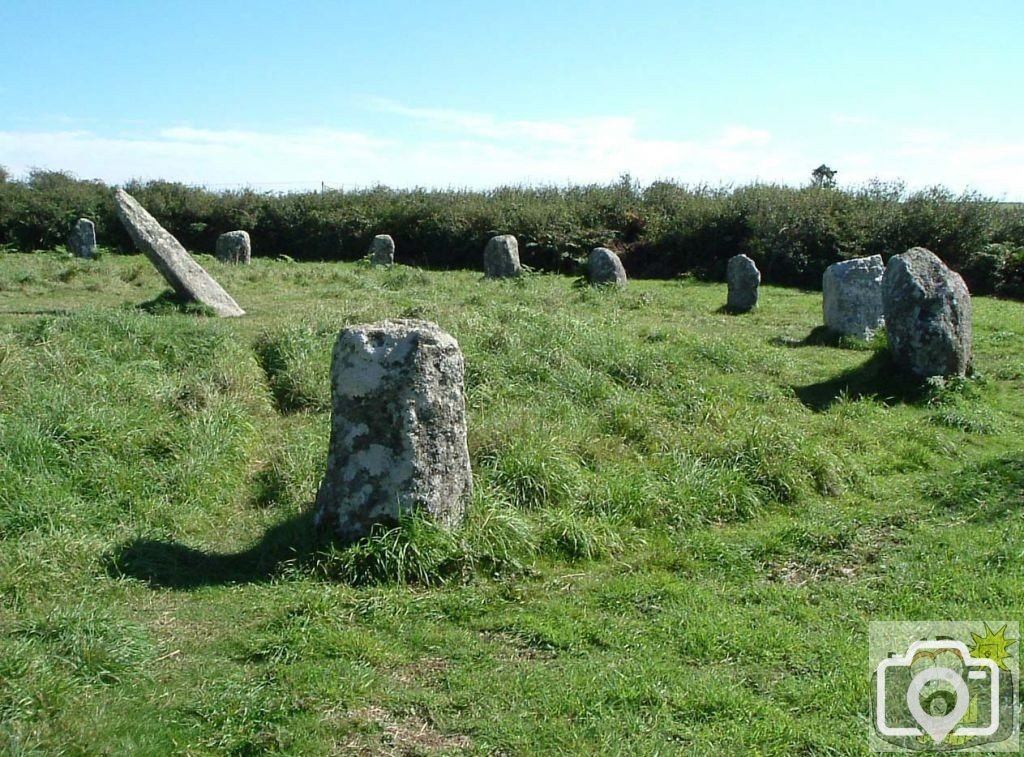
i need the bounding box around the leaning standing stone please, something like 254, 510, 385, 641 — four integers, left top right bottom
822, 254, 885, 339
882, 247, 972, 377
114, 189, 245, 317
68, 218, 97, 259
483, 234, 521, 278
314, 319, 473, 542
588, 247, 627, 287
726, 254, 760, 312
368, 234, 395, 266
215, 231, 251, 264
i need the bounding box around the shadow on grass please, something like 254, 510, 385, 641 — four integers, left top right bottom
793, 351, 928, 411
714, 304, 756, 316
136, 290, 215, 317
103, 509, 325, 589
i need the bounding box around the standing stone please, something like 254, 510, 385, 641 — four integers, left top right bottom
588, 247, 627, 287
483, 234, 521, 278
822, 255, 885, 339
368, 234, 395, 266
314, 319, 472, 542
726, 254, 760, 312
215, 231, 251, 264
68, 218, 97, 259
114, 189, 245, 317
882, 247, 972, 377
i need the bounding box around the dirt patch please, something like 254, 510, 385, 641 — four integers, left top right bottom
336, 705, 471, 755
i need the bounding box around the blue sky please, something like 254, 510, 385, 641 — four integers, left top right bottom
2, 0, 1022, 197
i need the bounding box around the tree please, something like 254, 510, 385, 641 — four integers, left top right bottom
810, 164, 837, 189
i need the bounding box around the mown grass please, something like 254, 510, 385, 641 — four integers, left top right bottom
1, 250, 1022, 754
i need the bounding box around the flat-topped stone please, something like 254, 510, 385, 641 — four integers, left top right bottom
588, 247, 627, 287
483, 235, 521, 278
68, 218, 97, 259
215, 231, 251, 264
114, 189, 245, 317
822, 255, 885, 339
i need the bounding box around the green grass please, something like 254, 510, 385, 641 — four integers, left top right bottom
1, 250, 1023, 754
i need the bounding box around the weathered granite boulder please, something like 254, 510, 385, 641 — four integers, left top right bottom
726, 254, 760, 312
68, 218, 97, 259
483, 234, 521, 278
822, 254, 885, 339
215, 231, 251, 264
114, 189, 245, 317
882, 247, 972, 377
314, 319, 472, 542
368, 234, 395, 266
588, 247, 627, 287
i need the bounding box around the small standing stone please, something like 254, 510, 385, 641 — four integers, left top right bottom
68, 218, 97, 259
314, 319, 473, 542
726, 254, 760, 312
882, 247, 972, 378
822, 255, 885, 339
215, 231, 251, 264
483, 234, 522, 278
368, 234, 395, 266
588, 247, 627, 287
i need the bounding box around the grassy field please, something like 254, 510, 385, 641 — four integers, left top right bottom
1, 250, 1022, 754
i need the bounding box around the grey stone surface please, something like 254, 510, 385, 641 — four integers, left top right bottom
822, 255, 885, 339
587, 247, 627, 287
483, 234, 521, 278
726, 254, 760, 312
368, 234, 395, 266
215, 230, 251, 264
114, 189, 245, 317
314, 319, 473, 542
882, 247, 972, 377
68, 218, 97, 259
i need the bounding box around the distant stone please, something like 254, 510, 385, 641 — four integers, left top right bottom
114, 189, 245, 317
215, 230, 251, 264
314, 319, 472, 542
822, 255, 885, 339
483, 234, 521, 278
588, 247, 627, 287
726, 254, 760, 312
368, 234, 395, 266
68, 218, 97, 259
882, 247, 972, 377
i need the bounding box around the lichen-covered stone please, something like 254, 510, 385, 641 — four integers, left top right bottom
314, 319, 472, 542
822, 255, 885, 339
368, 234, 395, 266
215, 230, 251, 264
114, 189, 245, 317
726, 254, 760, 312
68, 218, 97, 259
882, 247, 972, 377
588, 247, 627, 287
483, 235, 521, 278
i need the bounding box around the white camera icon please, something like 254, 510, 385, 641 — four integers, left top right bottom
876, 639, 999, 743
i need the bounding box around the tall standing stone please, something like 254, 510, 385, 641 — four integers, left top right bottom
483, 235, 522, 278
314, 319, 473, 542
368, 234, 395, 266
882, 247, 972, 377
726, 254, 760, 312
68, 218, 97, 259
822, 255, 885, 339
215, 231, 251, 264
114, 189, 245, 317
588, 247, 627, 287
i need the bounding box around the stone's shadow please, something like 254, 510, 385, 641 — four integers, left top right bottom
136, 290, 214, 317
103, 508, 324, 589
793, 351, 928, 412
772, 325, 846, 348
714, 304, 755, 316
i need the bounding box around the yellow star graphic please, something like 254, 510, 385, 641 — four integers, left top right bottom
969, 623, 1017, 671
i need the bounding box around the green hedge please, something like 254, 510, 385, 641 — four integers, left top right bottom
2, 169, 1023, 296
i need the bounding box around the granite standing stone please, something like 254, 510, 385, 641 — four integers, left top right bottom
215, 231, 251, 264
314, 319, 473, 542
726, 254, 760, 312
368, 234, 395, 266
483, 234, 522, 278
882, 247, 972, 377
68, 218, 97, 259
822, 254, 885, 339
114, 189, 245, 317
588, 247, 627, 287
